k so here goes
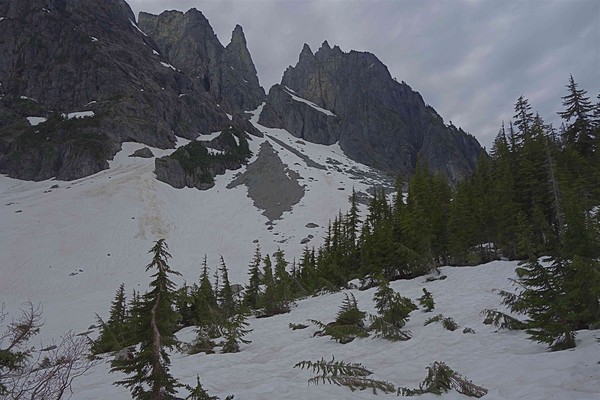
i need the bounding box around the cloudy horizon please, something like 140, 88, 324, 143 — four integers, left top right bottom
128, 0, 599, 151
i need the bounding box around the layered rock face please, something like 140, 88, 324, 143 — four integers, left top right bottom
0, 0, 229, 180
138, 9, 265, 114
259, 42, 484, 182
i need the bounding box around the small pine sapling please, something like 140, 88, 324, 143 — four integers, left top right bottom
424, 314, 443, 326
398, 361, 487, 398
186, 376, 219, 400
221, 313, 252, 353
294, 357, 396, 394
186, 328, 216, 355
311, 293, 368, 344
186, 375, 234, 400
480, 309, 524, 330
369, 279, 415, 341
423, 314, 458, 331
418, 288, 435, 312
442, 317, 458, 331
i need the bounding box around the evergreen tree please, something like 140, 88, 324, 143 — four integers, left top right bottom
346, 189, 361, 259
294, 357, 396, 394
257, 254, 289, 316
312, 293, 368, 344
502, 257, 576, 350
190, 256, 220, 340
559, 75, 594, 156
217, 256, 236, 318
418, 288, 435, 312
513, 95, 534, 144
273, 249, 293, 308
221, 313, 252, 353
92, 283, 132, 354
399, 361, 487, 397
298, 246, 318, 293
370, 278, 416, 341
175, 283, 195, 328
126, 290, 144, 344
243, 245, 262, 309
112, 239, 182, 400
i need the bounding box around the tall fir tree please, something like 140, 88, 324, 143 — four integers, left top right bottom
558, 75, 594, 156
243, 245, 262, 309
112, 239, 182, 400
217, 256, 236, 318
92, 283, 131, 354
273, 248, 293, 310
193, 256, 219, 332
513, 95, 534, 145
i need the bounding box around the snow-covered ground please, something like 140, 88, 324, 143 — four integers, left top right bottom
1, 110, 597, 399
0, 107, 387, 342
73, 261, 599, 399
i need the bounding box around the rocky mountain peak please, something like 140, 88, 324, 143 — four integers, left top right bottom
299, 43, 314, 60
139, 9, 265, 113
230, 24, 247, 46
313, 40, 343, 60
259, 42, 485, 182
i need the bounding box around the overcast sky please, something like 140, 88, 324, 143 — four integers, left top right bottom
128, 0, 599, 150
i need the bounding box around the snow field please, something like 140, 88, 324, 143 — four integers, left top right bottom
1, 108, 597, 399
0, 109, 380, 343
70, 261, 599, 399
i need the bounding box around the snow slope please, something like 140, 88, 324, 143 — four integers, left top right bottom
72, 262, 599, 399
1, 108, 597, 399
0, 106, 389, 342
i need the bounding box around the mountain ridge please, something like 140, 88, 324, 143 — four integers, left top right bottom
1, 0, 483, 184
259, 41, 484, 182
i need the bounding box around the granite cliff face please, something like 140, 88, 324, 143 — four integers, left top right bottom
138, 9, 265, 114
259, 42, 484, 182
0, 0, 230, 180
0, 1, 484, 185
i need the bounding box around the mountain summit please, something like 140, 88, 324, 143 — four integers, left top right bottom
138, 9, 266, 114
259, 42, 484, 181
0, 1, 483, 184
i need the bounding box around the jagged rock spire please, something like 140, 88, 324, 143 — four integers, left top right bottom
259, 42, 485, 182
139, 10, 265, 113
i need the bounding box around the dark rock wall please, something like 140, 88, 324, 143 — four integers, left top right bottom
0, 0, 229, 180
139, 9, 265, 114
259, 41, 484, 182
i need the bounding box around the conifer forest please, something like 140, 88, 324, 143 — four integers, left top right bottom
79, 77, 600, 399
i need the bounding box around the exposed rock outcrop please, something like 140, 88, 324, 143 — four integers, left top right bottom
129, 147, 154, 158
259, 41, 484, 182
0, 0, 229, 180
155, 127, 251, 190
138, 9, 265, 114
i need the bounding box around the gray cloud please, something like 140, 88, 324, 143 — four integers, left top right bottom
127, 0, 600, 150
